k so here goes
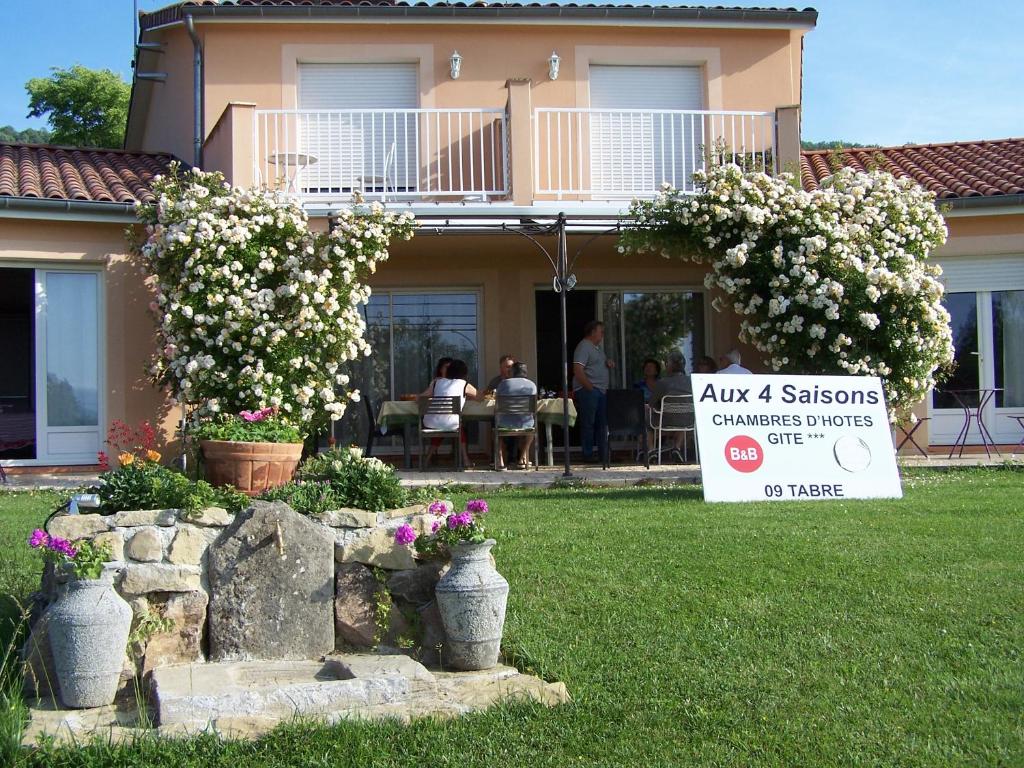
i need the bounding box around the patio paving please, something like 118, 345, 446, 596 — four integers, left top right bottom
1, 455, 1019, 493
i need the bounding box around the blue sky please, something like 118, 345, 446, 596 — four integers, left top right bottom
2, 0, 1022, 146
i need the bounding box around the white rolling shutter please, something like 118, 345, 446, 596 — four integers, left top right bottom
589, 65, 703, 194
297, 63, 419, 193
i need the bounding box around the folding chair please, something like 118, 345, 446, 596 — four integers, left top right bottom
649, 393, 697, 464
418, 395, 463, 471
603, 389, 648, 469
493, 394, 539, 470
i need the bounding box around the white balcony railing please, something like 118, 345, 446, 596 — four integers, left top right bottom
534, 108, 776, 199
254, 109, 509, 201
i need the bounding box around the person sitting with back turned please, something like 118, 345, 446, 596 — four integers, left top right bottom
495, 361, 538, 470
422, 358, 478, 468
573, 320, 615, 463
717, 349, 752, 375
648, 349, 693, 462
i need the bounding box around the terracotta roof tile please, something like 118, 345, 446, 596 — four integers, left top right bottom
140, 1, 817, 30
800, 138, 1024, 201
0, 143, 178, 204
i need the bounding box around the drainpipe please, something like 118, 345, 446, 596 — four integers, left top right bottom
185, 14, 203, 168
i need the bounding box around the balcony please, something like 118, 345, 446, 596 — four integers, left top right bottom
230, 104, 785, 208
253, 108, 510, 202
534, 109, 776, 200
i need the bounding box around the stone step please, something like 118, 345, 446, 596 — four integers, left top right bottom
152, 658, 423, 729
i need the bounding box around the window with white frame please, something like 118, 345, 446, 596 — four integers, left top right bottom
598, 289, 706, 386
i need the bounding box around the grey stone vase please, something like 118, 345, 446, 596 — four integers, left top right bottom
435, 539, 509, 670
48, 573, 133, 708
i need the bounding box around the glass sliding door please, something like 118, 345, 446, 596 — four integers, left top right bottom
929, 288, 1024, 446
599, 289, 705, 387
35, 271, 103, 464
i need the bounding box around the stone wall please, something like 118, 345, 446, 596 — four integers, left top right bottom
25, 501, 451, 697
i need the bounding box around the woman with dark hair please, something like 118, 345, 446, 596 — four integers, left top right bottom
419, 356, 454, 397
423, 358, 478, 468
633, 357, 662, 403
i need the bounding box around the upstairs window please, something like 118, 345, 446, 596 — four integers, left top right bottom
297, 63, 419, 194
588, 65, 703, 194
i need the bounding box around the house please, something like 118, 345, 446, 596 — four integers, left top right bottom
0, 1, 1020, 470
802, 140, 1024, 449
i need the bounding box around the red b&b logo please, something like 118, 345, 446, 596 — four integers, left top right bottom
724, 435, 764, 473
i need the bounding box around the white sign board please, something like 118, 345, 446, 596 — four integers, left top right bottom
691, 374, 902, 503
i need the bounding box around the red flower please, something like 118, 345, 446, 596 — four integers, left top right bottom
97, 451, 111, 471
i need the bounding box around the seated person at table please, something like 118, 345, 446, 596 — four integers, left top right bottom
495, 362, 537, 470
648, 350, 693, 462
485, 353, 516, 393
633, 358, 661, 403
717, 349, 752, 375
423, 358, 478, 468
419, 356, 453, 397
693, 355, 717, 374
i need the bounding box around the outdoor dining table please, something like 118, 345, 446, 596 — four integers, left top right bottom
941, 388, 1002, 459
376, 398, 578, 468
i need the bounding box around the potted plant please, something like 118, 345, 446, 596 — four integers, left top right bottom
395, 499, 508, 670
192, 408, 304, 496
29, 532, 130, 709
135, 166, 415, 494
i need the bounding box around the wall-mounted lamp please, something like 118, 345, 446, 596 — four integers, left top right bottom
548, 51, 561, 81
450, 50, 463, 80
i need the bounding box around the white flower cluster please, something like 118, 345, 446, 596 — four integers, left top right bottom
137, 165, 415, 430
621, 163, 954, 418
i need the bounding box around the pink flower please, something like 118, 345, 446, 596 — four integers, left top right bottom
28, 529, 49, 549
428, 500, 450, 516
394, 524, 417, 546
465, 499, 489, 515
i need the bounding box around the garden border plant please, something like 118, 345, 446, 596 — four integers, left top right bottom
134, 165, 415, 444
620, 163, 954, 419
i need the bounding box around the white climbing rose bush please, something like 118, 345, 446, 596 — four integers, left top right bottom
620, 164, 954, 418
136, 166, 414, 433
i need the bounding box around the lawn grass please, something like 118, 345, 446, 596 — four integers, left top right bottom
1, 469, 1022, 767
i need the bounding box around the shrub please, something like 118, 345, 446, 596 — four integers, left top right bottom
99, 460, 246, 516
258, 481, 347, 519
296, 448, 406, 513
620, 164, 954, 418
135, 166, 415, 437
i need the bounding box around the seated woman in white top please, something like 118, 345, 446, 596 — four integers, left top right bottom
423, 358, 479, 467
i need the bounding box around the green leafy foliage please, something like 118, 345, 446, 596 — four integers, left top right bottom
67, 539, 111, 581
258, 481, 347, 519
296, 448, 406, 513
0, 125, 52, 144
99, 461, 246, 516
191, 414, 302, 444
25, 65, 129, 148
4, 470, 1024, 765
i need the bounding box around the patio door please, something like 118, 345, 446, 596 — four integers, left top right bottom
598, 289, 706, 387
1, 268, 102, 466
929, 256, 1024, 446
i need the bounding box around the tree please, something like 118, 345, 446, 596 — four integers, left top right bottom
0, 125, 53, 144
801, 140, 880, 150
25, 65, 130, 148
621, 164, 954, 418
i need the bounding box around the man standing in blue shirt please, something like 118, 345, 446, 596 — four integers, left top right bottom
572, 320, 615, 463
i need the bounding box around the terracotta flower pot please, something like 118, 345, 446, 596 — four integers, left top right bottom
200, 439, 303, 496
